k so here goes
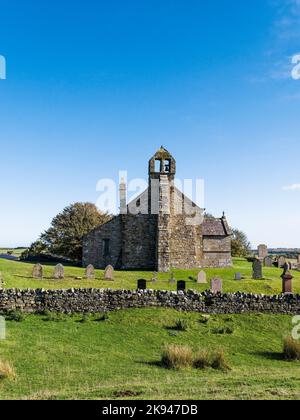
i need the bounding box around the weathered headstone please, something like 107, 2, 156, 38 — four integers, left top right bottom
137, 279, 147, 290
211, 278, 223, 293
234, 272, 242, 281
197, 271, 207, 284
258, 244, 268, 260
177, 280, 186, 292
151, 272, 158, 283
281, 270, 293, 294
252, 259, 263, 279
54, 264, 64, 280
282, 262, 289, 276
85, 264, 95, 279
104, 265, 114, 281
169, 272, 176, 284
0, 315, 5, 340
277, 256, 286, 268
264, 256, 273, 268
32, 263, 43, 279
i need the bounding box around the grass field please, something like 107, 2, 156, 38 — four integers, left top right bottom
0, 309, 299, 400
0, 257, 299, 400
0, 257, 300, 295
0, 248, 27, 258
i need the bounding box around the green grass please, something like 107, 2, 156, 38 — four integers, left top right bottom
0, 309, 299, 400
0, 249, 27, 258
0, 257, 300, 295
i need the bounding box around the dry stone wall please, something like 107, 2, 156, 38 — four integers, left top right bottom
0, 289, 299, 315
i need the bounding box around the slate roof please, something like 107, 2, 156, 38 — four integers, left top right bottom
202, 217, 231, 237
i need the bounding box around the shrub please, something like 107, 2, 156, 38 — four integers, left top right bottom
161, 345, 193, 369
6, 310, 25, 322
0, 359, 16, 380
212, 326, 234, 335
283, 337, 300, 361
174, 319, 188, 332
210, 349, 231, 371
193, 350, 211, 369
194, 349, 230, 371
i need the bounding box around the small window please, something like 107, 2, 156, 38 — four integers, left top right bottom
136, 198, 141, 207
103, 239, 110, 257
155, 159, 161, 172
164, 160, 171, 173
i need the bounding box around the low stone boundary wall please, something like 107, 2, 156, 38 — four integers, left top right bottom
0, 289, 300, 315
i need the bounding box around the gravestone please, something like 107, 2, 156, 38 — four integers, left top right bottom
264, 256, 273, 268
85, 264, 95, 280
197, 271, 207, 284
282, 262, 289, 276
54, 264, 64, 280
104, 265, 114, 281
177, 280, 186, 292
137, 279, 147, 290
211, 278, 223, 293
258, 244, 268, 260
277, 256, 286, 268
32, 263, 43, 279
234, 272, 242, 281
169, 272, 176, 284
151, 272, 158, 283
0, 316, 5, 340
252, 259, 263, 279
281, 270, 293, 294
298, 253, 300, 264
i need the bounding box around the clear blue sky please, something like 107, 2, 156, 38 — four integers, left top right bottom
0, 0, 300, 248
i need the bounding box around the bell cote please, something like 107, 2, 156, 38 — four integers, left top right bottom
149, 147, 176, 181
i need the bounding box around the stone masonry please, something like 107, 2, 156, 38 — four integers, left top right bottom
0, 288, 299, 315
83, 147, 232, 272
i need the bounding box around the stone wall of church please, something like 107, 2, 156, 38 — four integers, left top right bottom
82, 217, 123, 269
122, 214, 157, 270
168, 215, 203, 269
202, 236, 232, 268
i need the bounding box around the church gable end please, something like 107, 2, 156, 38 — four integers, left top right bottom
83, 148, 232, 271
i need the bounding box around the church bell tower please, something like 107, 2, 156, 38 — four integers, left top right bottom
148, 147, 176, 272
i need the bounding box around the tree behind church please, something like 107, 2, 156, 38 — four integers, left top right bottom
231, 228, 251, 257
24, 203, 111, 263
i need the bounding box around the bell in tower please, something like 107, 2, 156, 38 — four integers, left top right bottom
149, 146, 176, 181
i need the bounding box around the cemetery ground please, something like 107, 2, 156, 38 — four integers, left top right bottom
0, 257, 300, 294
0, 258, 300, 400
0, 309, 299, 400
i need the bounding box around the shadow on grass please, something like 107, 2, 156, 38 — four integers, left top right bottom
253, 351, 284, 361
141, 360, 165, 369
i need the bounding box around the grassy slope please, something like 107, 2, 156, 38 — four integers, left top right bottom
0, 309, 299, 400
0, 249, 27, 257
1, 258, 300, 295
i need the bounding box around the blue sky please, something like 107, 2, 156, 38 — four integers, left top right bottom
0, 0, 300, 248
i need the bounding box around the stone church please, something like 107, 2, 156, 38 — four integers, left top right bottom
83, 147, 232, 272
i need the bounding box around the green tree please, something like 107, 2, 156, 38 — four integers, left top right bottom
25, 203, 111, 263
231, 229, 251, 257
